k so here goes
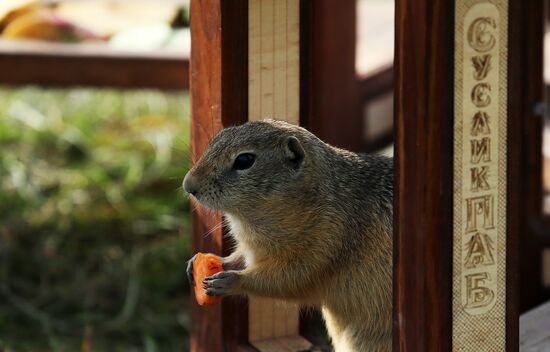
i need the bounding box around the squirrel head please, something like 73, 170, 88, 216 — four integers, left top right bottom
182, 119, 308, 213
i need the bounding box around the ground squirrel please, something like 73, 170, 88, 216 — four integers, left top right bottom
183, 119, 392, 352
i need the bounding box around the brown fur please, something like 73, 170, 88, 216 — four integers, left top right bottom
183, 119, 392, 351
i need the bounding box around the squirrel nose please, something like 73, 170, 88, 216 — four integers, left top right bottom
183, 172, 198, 195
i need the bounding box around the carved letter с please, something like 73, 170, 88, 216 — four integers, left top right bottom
467, 17, 497, 53
471, 82, 492, 108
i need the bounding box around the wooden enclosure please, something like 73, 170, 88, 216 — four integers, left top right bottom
1, 0, 547, 350
185, 0, 550, 351
186, 0, 550, 351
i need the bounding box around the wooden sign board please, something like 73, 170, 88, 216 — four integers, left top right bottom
453, 1, 508, 349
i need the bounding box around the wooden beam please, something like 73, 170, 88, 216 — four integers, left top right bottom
247, 1, 311, 350
189, 0, 249, 351
0, 40, 189, 89
395, 0, 520, 350
515, 0, 550, 313
394, 0, 454, 349
306, 0, 362, 151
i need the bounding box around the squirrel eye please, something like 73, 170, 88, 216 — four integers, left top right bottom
233, 153, 255, 170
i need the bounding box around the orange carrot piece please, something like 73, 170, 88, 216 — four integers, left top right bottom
193, 253, 223, 305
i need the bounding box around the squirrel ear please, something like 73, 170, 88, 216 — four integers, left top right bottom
284, 136, 305, 170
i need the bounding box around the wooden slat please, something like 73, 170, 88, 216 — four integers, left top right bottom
394, 0, 456, 351
395, 0, 522, 350
189, 1, 249, 351
307, 0, 361, 151
515, 0, 550, 313
452, 2, 508, 349
247, 0, 302, 347
0, 40, 189, 89
249, 0, 299, 123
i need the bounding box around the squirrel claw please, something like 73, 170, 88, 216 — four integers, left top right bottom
186, 254, 199, 287
204, 271, 237, 296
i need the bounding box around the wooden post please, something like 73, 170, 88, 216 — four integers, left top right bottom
189, 1, 249, 351
514, 0, 550, 313
395, 0, 519, 351
189, 0, 312, 350
307, 0, 362, 151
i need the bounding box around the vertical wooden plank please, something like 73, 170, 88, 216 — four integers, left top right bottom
453, 2, 508, 350
250, 0, 299, 124
284, 303, 300, 337
249, 0, 261, 121
273, 0, 287, 119
248, 296, 263, 342
286, 0, 300, 122
247, 0, 304, 348
189, 1, 250, 351
393, 0, 454, 351
189, 2, 225, 350
515, 0, 550, 314
273, 301, 288, 337
395, 0, 520, 351
260, 297, 274, 339
508, 0, 548, 349
260, 0, 275, 119
307, 0, 361, 151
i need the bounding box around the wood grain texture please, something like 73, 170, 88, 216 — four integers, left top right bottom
247, 0, 302, 345
306, 0, 362, 151
393, 0, 454, 351
248, 0, 300, 123
189, 0, 250, 351
395, 1, 521, 351
452, 2, 510, 349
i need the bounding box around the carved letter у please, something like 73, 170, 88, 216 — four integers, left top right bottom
471, 54, 492, 80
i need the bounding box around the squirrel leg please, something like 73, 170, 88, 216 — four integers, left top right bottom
232, 260, 318, 299
204, 258, 319, 299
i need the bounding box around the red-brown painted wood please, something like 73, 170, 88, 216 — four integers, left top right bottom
306, 0, 362, 151
514, 0, 550, 314
395, 1, 521, 351
394, 1, 456, 350
0, 43, 189, 89
189, 0, 250, 351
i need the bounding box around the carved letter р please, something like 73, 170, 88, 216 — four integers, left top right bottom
471, 83, 492, 108
467, 17, 497, 53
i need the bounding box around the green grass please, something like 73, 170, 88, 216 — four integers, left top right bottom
0, 87, 192, 351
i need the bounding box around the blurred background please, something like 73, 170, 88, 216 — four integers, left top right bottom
0, 1, 192, 351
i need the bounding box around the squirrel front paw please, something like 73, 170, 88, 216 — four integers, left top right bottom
203, 271, 239, 296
